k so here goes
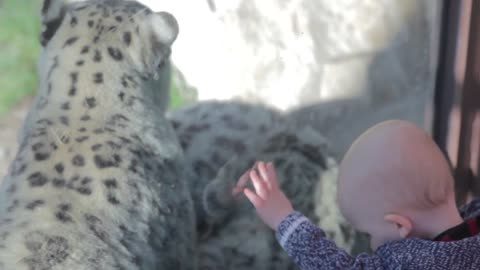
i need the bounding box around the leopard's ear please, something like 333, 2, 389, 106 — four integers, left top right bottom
150, 11, 179, 47
40, 0, 67, 46
144, 11, 178, 76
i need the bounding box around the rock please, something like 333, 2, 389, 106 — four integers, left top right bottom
0, 147, 6, 161
139, 0, 440, 112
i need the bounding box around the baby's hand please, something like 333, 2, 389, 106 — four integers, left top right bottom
234, 161, 294, 230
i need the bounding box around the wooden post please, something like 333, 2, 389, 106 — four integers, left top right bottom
455, 0, 480, 205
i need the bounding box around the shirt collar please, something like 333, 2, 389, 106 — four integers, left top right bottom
433, 216, 480, 242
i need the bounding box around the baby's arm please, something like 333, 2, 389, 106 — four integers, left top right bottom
276, 211, 383, 270
235, 161, 384, 270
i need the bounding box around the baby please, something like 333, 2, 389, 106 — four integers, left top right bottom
233, 120, 480, 269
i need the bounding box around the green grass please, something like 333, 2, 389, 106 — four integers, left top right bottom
0, 0, 184, 116
0, 0, 41, 116
169, 80, 184, 109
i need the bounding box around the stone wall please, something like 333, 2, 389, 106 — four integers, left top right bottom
141, 0, 438, 106
141, 0, 441, 159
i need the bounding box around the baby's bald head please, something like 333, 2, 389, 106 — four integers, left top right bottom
337, 120, 455, 230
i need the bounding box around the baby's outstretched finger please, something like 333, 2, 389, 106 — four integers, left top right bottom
232, 186, 243, 197
257, 161, 271, 190
266, 162, 279, 189
237, 169, 251, 188
244, 188, 264, 208
232, 169, 251, 196
250, 169, 270, 200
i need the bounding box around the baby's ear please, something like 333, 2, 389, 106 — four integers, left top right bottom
40, 0, 67, 46
384, 214, 412, 238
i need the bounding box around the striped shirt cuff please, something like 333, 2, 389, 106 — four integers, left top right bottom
276, 211, 310, 248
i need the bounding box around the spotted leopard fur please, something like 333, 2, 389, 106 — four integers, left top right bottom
167, 101, 357, 270
167, 101, 286, 228
0, 1, 196, 269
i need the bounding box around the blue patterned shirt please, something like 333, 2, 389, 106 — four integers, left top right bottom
275, 198, 480, 269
